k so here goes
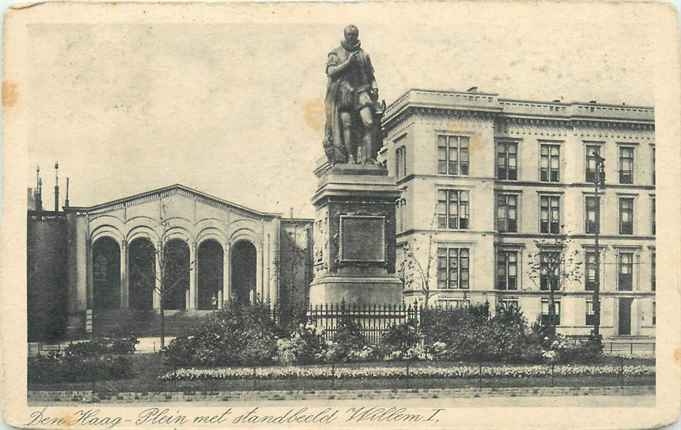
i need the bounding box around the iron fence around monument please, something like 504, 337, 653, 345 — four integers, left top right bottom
304, 303, 420, 345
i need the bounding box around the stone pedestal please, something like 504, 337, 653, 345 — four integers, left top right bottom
310, 161, 402, 305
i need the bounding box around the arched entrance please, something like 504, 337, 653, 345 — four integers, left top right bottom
128, 238, 155, 310
92, 237, 120, 309
231, 240, 257, 304
198, 240, 224, 310
163, 239, 189, 310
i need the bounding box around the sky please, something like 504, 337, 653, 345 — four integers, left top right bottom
25, 4, 657, 218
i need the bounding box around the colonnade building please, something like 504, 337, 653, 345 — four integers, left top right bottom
381, 89, 655, 338
27, 184, 312, 340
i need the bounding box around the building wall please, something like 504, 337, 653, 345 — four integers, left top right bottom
383, 89, 655, 338
279, 219, 314, 314
27, 212, 68, 341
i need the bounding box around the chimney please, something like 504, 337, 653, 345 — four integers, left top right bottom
27, 188, 35, 211
65, 177, 70, 209
35, 165, 43, 211
54, 162, 60, 212
290, 207, 294, 219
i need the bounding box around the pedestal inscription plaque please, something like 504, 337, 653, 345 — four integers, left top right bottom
340, 215, 385, 262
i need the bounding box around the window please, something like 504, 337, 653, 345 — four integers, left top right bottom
650, 146, 655, 185
437, 247, 470, 289
619, 198, 634, 235
652, 301, 656, 326
496, 141, 518, 180
540, 195, 561, 234
651, 251, 656, 292
585, 196, 599, 234
437, 135, 469, 176
540, 144, 560, 182
651, 197, 656, 235
585, 145, 602, 183
618, 252, 634, 291
496, 250, 519, 290
437, 190, 469, 230
541, 299, 561, 325
439, 299, 471, 309
395, 146, 406, 179
396, 198, 406, 233
540, 251, 561, 291
586, 300, 595, 326
499, 298, 519, 310
619, 146, 634, 184
585, 251, 597, 291
496, 194, 518, 232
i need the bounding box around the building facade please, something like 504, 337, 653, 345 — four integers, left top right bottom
27, 183, 312, 340
381, 89, 655, 338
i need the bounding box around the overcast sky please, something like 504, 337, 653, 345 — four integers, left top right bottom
26, 4, 655, 218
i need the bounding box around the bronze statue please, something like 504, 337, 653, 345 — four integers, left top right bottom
323, 25, 385, 165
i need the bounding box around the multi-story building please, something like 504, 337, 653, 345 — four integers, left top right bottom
381, 89, 655, 339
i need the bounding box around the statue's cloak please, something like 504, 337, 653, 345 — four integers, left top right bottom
323, 47, 349, 164
323, 41, 374, 164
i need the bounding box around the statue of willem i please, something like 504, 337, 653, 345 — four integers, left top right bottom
323, 25, 386, 166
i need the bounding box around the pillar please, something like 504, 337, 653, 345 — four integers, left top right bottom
86, 238, 94, 308
120, 239, 129, 308
189, 241, 197, 310
221, 242, 230, 308
153, 243, 161, 310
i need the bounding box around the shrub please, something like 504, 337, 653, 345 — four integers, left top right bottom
273, 322, 325, 365
163, 302, 280, 367
28, 353, 134, 384
381, 320, 420, 353
317, 317, 370, 364
63, 336, 138, 358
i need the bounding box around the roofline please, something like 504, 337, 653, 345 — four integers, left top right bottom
81, 184, 281, 218
386, 88, 654, 111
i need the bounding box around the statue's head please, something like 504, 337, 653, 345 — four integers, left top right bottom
343, 25, 359, 44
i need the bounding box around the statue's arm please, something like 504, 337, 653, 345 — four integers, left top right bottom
326, 52, 355, 78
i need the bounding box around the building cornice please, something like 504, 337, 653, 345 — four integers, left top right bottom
383, 88, 654, 134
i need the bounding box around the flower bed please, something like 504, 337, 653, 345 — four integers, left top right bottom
159, 363, 655, 382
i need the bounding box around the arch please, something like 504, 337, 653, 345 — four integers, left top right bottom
126, 224, 161, 245
91, 224, 124, 245
196, 225, 227, 246
128, 237, 156, 311
231, 239, 257, 305
92, 236, 121, 310
163, 239, 189, 310
197, 239, 224, 310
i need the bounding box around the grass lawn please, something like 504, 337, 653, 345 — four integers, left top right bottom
28, 353, 655, 393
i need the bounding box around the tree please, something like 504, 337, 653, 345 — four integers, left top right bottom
129, 199, 195, 350
397, 214, 438, 308
526, 235, 582, 338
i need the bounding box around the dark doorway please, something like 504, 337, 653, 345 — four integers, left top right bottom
198, 240, 224, 310
92, 237, 120, 309
129, 238, 155, 310
163, 239, 189, 310
231, 240, 257, 304
618, 298, 632, 335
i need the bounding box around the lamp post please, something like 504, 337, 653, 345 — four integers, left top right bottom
592, 152, 606, 338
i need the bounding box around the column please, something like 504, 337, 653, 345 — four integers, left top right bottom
221, 242, 230, 308
120, 239, 129, 309
153, 243, 161, 310
86, 238, 94, 309
189, 241, 197, 310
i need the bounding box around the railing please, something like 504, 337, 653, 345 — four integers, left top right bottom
305, 303, 420, 345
